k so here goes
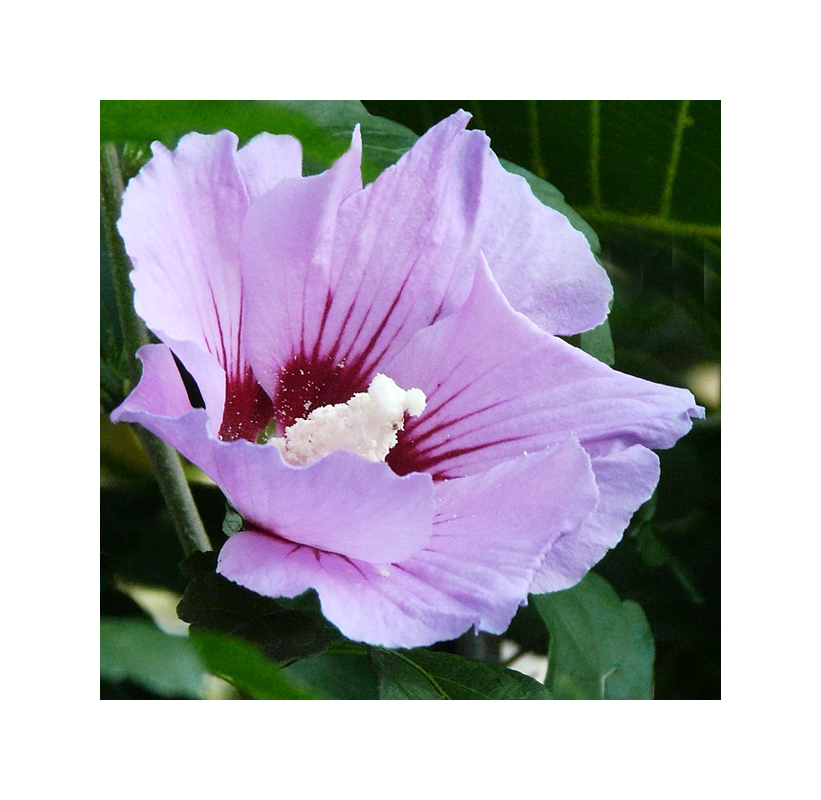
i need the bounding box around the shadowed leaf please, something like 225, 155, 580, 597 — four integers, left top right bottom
371, 647, 552, 700
177, 551, 343, 664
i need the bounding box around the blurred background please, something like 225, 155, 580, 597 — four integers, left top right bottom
101, 101, 720, 699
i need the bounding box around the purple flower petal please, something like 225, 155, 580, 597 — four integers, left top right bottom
384, 255, 702, 481
235, 132, 302, 202
119, 130, 300, 441
385, 110, 613, 335
111, 343, 193, 421
530, 443, 661, 593
217, 435, 598, 647
122, 131, 260, 369
113, 345, 435, 565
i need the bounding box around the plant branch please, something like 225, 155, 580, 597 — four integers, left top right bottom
100, 143, 150, 384
133, 427, 213, 556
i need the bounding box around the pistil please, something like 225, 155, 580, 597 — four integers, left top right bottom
270, 374, 426, 466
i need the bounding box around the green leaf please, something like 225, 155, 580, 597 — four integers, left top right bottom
370, 647, 552, 700
102, 100, 340, 168
100, 100, 418, 185
533, 573, 655, 699
279, 100, 418, 183
177, 551, 343, 663
284, 650, 378, 700
190, 629, 320, 699
100, 617, 205, 698
585, 100, 719, 231
579, 318, 615, 365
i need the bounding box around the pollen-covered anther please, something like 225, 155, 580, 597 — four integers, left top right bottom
271, 374, 426, 466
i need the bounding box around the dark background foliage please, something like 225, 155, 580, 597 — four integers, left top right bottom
101, 101, 719, 699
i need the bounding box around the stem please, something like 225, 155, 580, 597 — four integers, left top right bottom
659, 100, 692, 219
100, 143, 150, 378
133, 427, 213, 556
100, 143, 212, 556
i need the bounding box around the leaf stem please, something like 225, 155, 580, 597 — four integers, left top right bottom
100, 143, 212, 556
659, 100, 692, 219
576, 205, 720, 241
378, 648, 450, 698
132, 426, 213, 556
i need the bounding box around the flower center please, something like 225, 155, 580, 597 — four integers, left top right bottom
270, 374, 426, 466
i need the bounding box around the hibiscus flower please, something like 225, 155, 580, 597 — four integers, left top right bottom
112, 110, 703, 648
